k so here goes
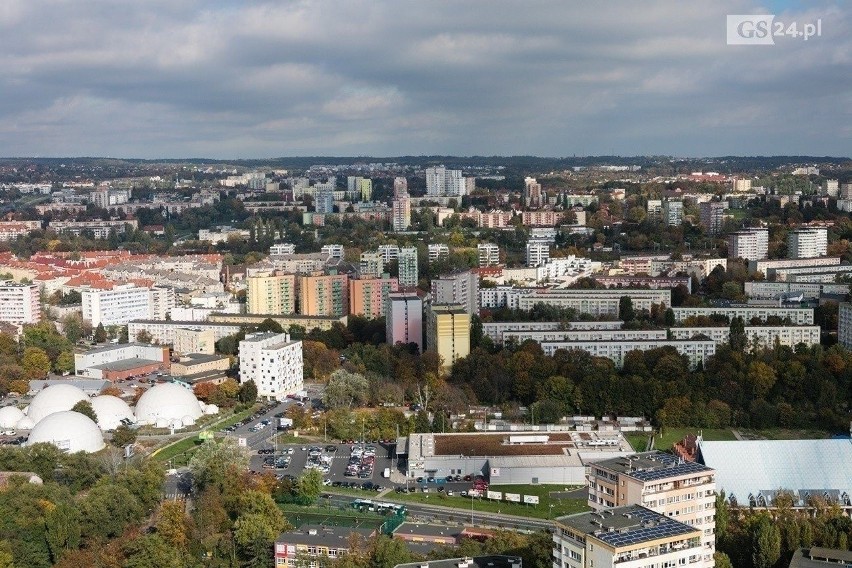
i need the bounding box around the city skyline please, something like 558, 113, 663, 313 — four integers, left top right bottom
0, 0, 849, 159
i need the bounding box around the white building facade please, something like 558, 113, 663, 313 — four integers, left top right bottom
238, 332, 304, 400
0, 281, 41, 326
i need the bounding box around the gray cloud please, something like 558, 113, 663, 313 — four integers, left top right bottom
0, 0, 849, 158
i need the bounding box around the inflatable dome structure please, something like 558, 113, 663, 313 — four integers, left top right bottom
134, 383, 203, 427
15, 416, 35, 430
90, 395, 136, 431
26, 411, 105, 453
27, 384, 89, 425
0, 406, 24, 428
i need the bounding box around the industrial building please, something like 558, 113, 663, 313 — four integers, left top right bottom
74, 343, 170, 381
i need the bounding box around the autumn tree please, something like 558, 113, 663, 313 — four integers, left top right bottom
22, 346, 51, 379
71, 400, 98, 423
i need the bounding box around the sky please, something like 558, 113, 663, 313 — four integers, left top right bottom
0, 0, 849, 159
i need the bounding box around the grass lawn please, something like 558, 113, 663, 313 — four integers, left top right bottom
651, 428, 737, 452
390, 483, 588, 520
625, 432, 651, 452
279, 502, 386, 530
738, 428, 831, 440
153, 436, 207, 464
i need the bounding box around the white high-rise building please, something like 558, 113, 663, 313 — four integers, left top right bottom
733, 178, 752, 192
788, 227, 828, 259
359, 252, 384, 278
238, 332, 303, 400
444, 169, 465, 197
425, 167, 446, 197
392, 196, 411, 231
524, 177, 542, 208
663, 199, 684, 226
825, 179, 839, 197
728, 228, 769, 261
477, 243, 500, 267
385, 293, 423, 352
0, 281, 40, 326
398, 247, 419, 288
526, 240, 550, 267
83, 283, 152, 327
377, 245, 400, 263
427, 243, 450, 262
148, 287, 176, 321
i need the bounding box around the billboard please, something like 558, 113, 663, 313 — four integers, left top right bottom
504, 493, 521, 503
486, 490, 503, 500
523, 495, 539, 505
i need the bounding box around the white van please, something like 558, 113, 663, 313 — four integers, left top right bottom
383, 467, 391, 478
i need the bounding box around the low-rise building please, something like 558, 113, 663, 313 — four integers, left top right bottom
128, 320, 241, 346
274, 525, 376, 568
172, 328, 216, 355
553, 506, 708, 568
517, 289, 671, 316
170, 354, 230, 377
481, 320, 623, 343
539, 339, 716, 368
74, 343, 170, 381
789, 548, 852, 568
671, 306, 814, 325
669, 325, 820, 348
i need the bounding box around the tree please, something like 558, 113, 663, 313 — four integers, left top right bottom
111, 424, 137, 448
0, 541, 13, 568
751, 514, 781, 568
79, 483, 143, 540
135, 330, 153, 344
234, 513, 281, 568
618, 296, 635, 322
123, 534, 187, 568
156, 501, 189, 550
370, 535, 412, 568
188, 438, 250, 491
323, 369, 369, 409
714, 552, 734, 568
44, 502, 81, 563
729, 316, 746, 351
238, 379, 258, 404
71, 400, 98, 423
21, 347, 51, 379
296, 469, 323, 504
93, 323, 107, 343
54, 351, 74, 374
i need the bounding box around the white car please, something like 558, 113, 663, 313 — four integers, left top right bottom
1, 429, 15, 436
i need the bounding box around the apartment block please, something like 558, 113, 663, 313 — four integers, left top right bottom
526, 240, 550, 267
503, 328, 667, 345
670, 306, 813, 325
173, 328, 216, 355
524, 177, 542, 208
0, 220, 41, 242
744, 281, 850, 300
539, 339, 716, 368
398, 247, 419, 288
359, 252, 384, 278
587, 452, 717, 565
431, 270, 479, 315
553, 505, 708, 568
0, 281, 40, 327
699, 201, 727, 235
82, 283, 152, 327
298, 273, 349, 317
478, 286, 533, 310
321, 244, 344, 259
663, 199, 684, 226
348, 276, 399, 319
788, 228, 828, 259
393, 176, 408, 198
269, 243, 296, 255
728, 228, 768, 261
392, 196, 411, 231
749, 256, 840, 278
478, 243, 500, 267
426, 304, 470, 371
128, 320, 241, 346
386, 293, 423, 352
246, 272, 297, 315
481, 320, 623, 343
517, 289, 671, 316
838, 302, 852, 350
238, 332, 303, 400
428, 243, 450, 262
669, 325, 820, 348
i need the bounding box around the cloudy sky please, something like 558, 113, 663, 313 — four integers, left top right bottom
0, 0, 849, 158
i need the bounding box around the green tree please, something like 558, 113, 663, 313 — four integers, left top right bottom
44, 502, 81, 563
123, 534, 187, 568
234, 513, 280, 568
369, 535, 412, 568
237, 379, 258, 404
323, 369, 369, 409
0, 541, 13, 568
188, 438, 250, 491
729, 316, 746, 351
751, 514, 781, 568
296, 469, 323, 504
54, 351, 75, 374
618, 296, 635, 322
71, 400, 98, 423
111, 424, 137, 448
135, 330, 153, 344
21, 346, 51, 379
79, 483, 143, 540
714, 552, 734, 568
156, 500, 189, 550
93, 323, 107, 344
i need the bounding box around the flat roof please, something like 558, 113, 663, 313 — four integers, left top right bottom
90, 358, 163, 372
698, 439, 852, 505
556, 505, 698, 548
275, 525, 375, 548
394, 556, 521, 568
409, 432, 630, 461
789, 547, 852, 568
78, 342, 161, 356
179, 354, 228, 366
592, 451, 714, 482
129, 319, 240, 327
394, 523, 463, 539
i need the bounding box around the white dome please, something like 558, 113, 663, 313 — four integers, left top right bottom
15, 416, 35, 430
90, 395, 135, 431
0, 406, 24, 428
134, 383, 203, 426
27, 384, 89, 424
181, 415, 196, 427
203, 404, 219, 415
26, 411, 105, 453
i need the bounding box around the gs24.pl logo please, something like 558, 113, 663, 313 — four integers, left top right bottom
727, 15, 822, 45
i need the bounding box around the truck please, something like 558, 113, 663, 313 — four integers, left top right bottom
383, 467, 391, 478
